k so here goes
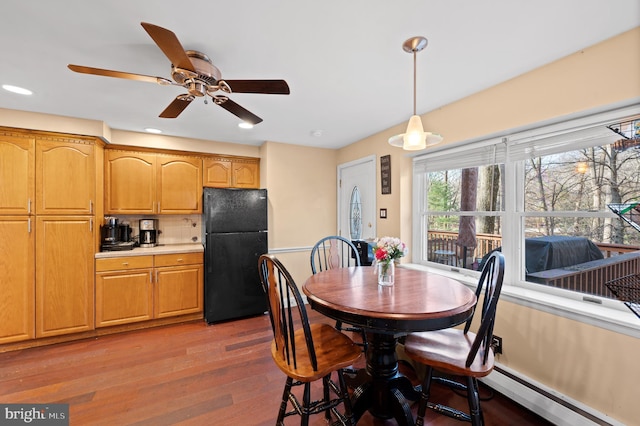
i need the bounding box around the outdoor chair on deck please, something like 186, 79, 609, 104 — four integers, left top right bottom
259, 254, 362, 426
403, 251, 505, 426
310, 236, 368, 351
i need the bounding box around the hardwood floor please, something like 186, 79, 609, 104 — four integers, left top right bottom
0, 311, 552, 425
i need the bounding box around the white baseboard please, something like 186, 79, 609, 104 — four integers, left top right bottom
481, 363, 624, 426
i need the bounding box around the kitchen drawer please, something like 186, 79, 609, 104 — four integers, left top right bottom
96, 256, 153, 272
154, 252, 203, 267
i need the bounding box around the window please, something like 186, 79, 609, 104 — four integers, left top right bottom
413, 104, 640, 318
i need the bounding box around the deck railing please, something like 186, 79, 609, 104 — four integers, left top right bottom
426, 231, 502, 268
426, 231, 639, 268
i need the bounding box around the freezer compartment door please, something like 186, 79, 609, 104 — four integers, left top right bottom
204, 231, 268, 323
204, 188, 267, 233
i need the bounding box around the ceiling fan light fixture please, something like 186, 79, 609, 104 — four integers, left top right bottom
238, 122, 253, 129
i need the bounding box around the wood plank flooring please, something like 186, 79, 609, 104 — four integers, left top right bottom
0, 311, 552, 425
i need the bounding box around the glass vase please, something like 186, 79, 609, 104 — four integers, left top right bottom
377, 260, 395, 286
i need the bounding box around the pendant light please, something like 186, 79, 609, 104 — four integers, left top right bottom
389, 36, 442, 150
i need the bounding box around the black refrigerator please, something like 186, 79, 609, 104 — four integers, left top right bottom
203, 187, 268, 324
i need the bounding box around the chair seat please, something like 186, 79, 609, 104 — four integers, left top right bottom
404, 328, 495, 378
271, 323, 362, 382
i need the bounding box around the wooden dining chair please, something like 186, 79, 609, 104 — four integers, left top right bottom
258, 254, 362, 426
403, 251, 505, 426
310, 236, 368, 351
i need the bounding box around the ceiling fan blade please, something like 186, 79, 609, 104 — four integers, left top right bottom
67, 64, 170, 85
141, 22, 195, 71
223, 79, 290, 95
159, 96, 193, 118
217, 98, 263, 125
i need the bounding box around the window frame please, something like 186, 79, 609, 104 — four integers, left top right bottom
412, 101, 640, 336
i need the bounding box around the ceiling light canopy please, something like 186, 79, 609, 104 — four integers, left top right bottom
388, 36, 442, 151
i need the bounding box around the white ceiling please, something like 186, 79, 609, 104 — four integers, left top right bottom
1, 1, 638, 149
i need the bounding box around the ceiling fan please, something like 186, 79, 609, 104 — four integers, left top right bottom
68, 22, 290, 125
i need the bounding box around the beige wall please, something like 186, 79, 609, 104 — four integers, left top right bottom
336, 27, 640, 424
260, 141, 338, 285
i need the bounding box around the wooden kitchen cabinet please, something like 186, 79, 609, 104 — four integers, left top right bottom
1, 130, 99, 216
154, 253, 203, 318
95, 256, 154, 327
0, 216, 35, 344
36, 139, 95, 215
105, 150, 156, 214
156, 155, 202, 214
36, 216, 95, 338
0, 132, 35, 215
36, 138, 96, 215
94, 252, 203, 328
105, 149, 202, 214
203, 156, 260, 188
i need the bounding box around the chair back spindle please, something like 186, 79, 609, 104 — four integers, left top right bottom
465, 251, 505, 367
310, 236, 361, 274
260, 255, 317, 371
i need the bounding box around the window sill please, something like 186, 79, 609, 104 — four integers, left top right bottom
400, 263, 640, 339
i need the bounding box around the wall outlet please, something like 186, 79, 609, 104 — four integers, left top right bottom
491, 335, 503, 354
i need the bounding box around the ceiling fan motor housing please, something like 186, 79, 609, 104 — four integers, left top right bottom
171, 50, 221, 88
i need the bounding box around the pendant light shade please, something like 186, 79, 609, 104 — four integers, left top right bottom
403, 115, 426, 150
389, 36, 442, 151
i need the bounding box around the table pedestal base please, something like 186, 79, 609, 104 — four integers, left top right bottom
350, 332, 420, 425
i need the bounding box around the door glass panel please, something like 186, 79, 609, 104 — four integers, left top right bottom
350, 186, 362, 240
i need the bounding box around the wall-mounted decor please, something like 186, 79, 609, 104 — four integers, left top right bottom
380, 155, 391, 194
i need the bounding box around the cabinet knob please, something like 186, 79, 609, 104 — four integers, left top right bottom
122, 262, 129, 266
177, 258, 183, 262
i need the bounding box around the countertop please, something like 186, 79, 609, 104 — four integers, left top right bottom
95, 243, 204, 259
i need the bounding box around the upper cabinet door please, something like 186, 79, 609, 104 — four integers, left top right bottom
203, 157, 232, 188
232, 160, 260, 188
105, 150, 156, 214
0, 133, 35, 215
36, 139, 95, 215
157, 155, 202, 214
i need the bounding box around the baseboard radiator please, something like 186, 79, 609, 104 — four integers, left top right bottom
481, 363, 625, 426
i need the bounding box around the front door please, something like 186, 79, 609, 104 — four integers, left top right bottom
338, 156, 376, 241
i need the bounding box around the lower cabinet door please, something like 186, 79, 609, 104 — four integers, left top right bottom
36, 216, 94, 337
96, 269, 153, 327
0, 216, 35, 343
154, 264, 203, 318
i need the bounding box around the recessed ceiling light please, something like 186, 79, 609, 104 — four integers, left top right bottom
238, 122, 253, 129
144, 128, 162, 134
311, 130, 323, 137
2, 84, 33, 95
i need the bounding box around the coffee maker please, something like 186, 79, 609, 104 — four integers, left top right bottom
139, 219, 158, 248
100, 217, 136, 251
100, 217, 119, 247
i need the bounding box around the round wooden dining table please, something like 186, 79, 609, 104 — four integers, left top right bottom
303, 265, 477, 426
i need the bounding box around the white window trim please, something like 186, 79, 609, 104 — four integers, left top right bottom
412, 100, 640, 336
